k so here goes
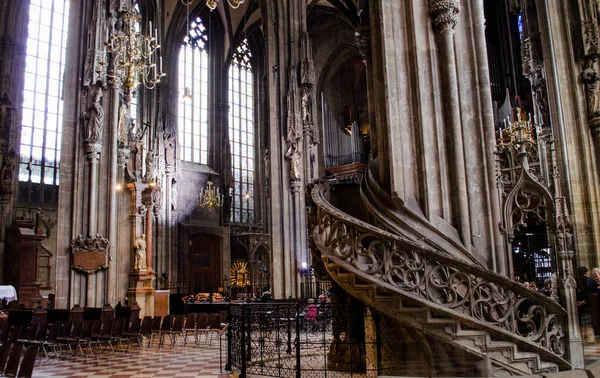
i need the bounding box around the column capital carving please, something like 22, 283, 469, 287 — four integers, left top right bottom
429, 0, 460, 33
85, 142, 103, 161
217, 103, 230, 112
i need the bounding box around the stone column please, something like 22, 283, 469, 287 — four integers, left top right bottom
429, 0, 472, 250
86, 142, 102, 235
145, 202, 153, 272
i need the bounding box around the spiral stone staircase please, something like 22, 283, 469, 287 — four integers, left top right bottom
307, 180, 573, 377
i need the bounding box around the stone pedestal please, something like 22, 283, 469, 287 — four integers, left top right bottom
127, 270, 155, 318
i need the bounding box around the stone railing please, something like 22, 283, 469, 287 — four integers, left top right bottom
308, 182, 569, 365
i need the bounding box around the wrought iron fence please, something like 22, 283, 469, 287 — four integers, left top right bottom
227, 301, 386, 378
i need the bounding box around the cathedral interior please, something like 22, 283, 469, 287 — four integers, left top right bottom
1, 0, 600, 376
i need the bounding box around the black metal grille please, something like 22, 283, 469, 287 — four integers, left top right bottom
227, 302, 376, 378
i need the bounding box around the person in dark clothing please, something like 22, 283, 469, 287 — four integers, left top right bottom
577, 267, 589, 324
587, 268, 600, 336
260, 287, 273, 302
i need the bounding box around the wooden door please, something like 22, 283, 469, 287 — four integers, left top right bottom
189, 234, 221, 294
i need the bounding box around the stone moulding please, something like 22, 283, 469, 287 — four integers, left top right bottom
70, 234, 110, 274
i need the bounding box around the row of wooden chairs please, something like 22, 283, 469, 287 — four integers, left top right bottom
0, 342, 38, 378
139, 311, 228, 350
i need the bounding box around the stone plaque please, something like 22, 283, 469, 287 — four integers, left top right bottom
72, 250, 107, 274
70, 234, 110, 274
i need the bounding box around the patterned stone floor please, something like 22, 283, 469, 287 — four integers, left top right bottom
32, 337, 231, 378
25, 337, 600, 377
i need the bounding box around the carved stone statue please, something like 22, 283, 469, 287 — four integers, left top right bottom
144, 150, 155, 183
134, 234, 147, 270
171, 180, 178, 211
285, 143, 302, 180
0, 93, 14, 140
164, 130, 175, 167
0, 149, 16, 194
582, 59, 600, 119
86, 87, 104, 143
117, 101, 133, 147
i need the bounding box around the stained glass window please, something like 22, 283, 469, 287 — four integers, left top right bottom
229, 40, 254, 223
19, 0, 69, 207
178, 17, 209, 164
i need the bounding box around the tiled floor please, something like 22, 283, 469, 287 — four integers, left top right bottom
33, 338, 232, 378
28, 338, 600, 377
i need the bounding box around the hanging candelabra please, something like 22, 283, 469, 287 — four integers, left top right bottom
180, 0, 245, 11
196, 181, 224, 208
497, 106, 536, 151
98, 6, 165, 97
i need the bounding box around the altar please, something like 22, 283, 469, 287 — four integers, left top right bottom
0, 285, 17, 303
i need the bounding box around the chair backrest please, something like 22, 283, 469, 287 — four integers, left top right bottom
0, 341, 12, 375
17, 324, 29, 339
59, 321, 73, 338
172, 314, 185, 332
89, 319, 103, 336
207, 313, 222, 330
99, 319, 112, 336
79, 320, 94, 339
46, 322, 60, 342
0, 323, 9, 343
34, 322, 48, 341
8, 325, 21, 343
184, 313, 197, 329
16, 345, 38, 378
219, 310, 228, 324
140, 316, 152, 335
70, 321, 84, 338
150, 316, 162, 332
160, 315, 172, 332
3, 343, 23, 377
196, 313, 208, 329
128, 317, 141, 333
111, 319, 123, 337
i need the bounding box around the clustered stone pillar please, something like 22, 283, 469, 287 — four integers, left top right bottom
429, 0, 472, 250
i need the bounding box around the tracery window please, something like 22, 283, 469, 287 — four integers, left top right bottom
229, 40, 254, 223
178, 17, 209, 164
19, 0, 70, 207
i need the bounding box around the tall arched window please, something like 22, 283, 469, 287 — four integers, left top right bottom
229, 39, 254, 223
19, 0, 70, 207
178, 17, 209, 164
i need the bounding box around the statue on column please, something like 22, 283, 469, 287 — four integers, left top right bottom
171, 180, 178, 211
0, 149, 16, 194
285, 142, 302, 180
85, 87, 104, 143
582, 59, 600, 119
144, 150, 155, 183
134, 234, 147, 270
0, 93, 14, 140
117, 100, 133, 148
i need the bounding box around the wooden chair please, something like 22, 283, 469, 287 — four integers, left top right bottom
15, 345, 39, 378
3, 343, 23, 377
195, 313, 209, 346
0, 341, 12, 375
148, 316, 162, 348
182, 313, 197, 347
42, 322, 61, 360
169, 314, 185, 348
157, 315, 173, 349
